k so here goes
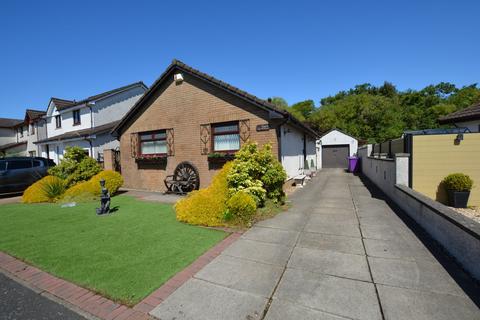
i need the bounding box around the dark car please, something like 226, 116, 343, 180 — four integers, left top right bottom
0, 157, 56, 194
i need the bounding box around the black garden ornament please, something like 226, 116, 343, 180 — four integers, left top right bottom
96, 179, 111, 215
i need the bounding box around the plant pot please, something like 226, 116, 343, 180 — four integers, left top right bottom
447, 190, 470, 208
207, 154, 235, 164
135, 156, 168, 163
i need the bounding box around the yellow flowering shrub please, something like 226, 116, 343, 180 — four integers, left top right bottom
62, 170, 124, 202
225, 191, 257, 224
90, 170, 124, 195
175, 162, 233, 227
22, 176, 65, 203
61, 181, 97, 202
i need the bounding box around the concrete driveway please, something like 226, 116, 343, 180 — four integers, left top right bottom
150, 169, 480, 320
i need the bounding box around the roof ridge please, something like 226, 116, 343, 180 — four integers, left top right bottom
113, 59, 318, 137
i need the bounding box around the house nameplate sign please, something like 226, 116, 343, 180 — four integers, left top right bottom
256, 124, 270, 131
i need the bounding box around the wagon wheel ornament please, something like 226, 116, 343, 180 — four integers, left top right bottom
173, 162, 200, 192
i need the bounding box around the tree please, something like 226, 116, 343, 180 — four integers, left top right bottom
268, 97, 288, 110
290, 100, 316, 119
309, 81, 480, 143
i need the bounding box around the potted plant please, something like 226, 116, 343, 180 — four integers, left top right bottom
135, 154, 168, 163
442, 173, 474, 208
207, 153, 235, 164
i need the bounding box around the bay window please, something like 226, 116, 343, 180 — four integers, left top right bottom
212, 122, 240, 152
139, 130, 167, 156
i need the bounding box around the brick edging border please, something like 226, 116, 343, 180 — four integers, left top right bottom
0, 231, 242, 320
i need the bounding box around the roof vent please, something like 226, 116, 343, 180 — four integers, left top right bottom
174, 73, 184, 84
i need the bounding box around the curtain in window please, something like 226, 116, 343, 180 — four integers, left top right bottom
214, 134, 240, 151
141, 140, 167, 154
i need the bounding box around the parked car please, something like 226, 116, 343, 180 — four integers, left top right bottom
0, 157, 55, 194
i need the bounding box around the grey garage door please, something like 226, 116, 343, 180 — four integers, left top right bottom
322, 145, 349, 168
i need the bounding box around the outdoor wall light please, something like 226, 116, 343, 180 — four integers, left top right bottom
174, 73, 184, 84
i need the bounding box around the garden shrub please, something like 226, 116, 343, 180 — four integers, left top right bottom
61, 181, 97, 202
22, 176, 65, 203
90, 170, 124, 195
226, 191, 257, 223
175, 162, 232, 227
48, 146, 102, 187
227, 142, 286, 205
62, 170, 124, 202
442, 173, 474, 192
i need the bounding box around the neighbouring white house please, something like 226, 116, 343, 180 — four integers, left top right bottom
317, 129, 358, 169
0, 118, 24, 156
35, 82, 147, 164
438, 102, 480, 132
0, 110, 47, 157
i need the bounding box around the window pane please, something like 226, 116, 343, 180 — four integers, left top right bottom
140, 133, 151, 141
0, 161, 6, 171
141, 140, 167, 154
153, 132, 166, 139
214, 124, 238, 133
33, 160, 41, 167
214, 134, 240, 151
8, 160, 32, 170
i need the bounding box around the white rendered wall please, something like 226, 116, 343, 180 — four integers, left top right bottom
280, 124, 305, 179
305, 136, 317, 170
46, 104, 92, 138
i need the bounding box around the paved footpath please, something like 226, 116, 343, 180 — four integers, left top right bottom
150, 169, 480, 320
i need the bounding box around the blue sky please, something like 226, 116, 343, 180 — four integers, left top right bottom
1, 0, 479, 119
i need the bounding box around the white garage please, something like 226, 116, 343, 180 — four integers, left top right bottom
317, 129, 358, 169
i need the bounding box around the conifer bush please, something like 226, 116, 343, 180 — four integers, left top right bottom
175, 162, 232, 226
22, 176, 65, 203
62, 170, 124, 202
225, 191, 257, 223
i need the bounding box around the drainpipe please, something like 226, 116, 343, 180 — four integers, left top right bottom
86, 102, 95, 158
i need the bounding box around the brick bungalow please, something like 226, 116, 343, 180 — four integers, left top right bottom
112, 60, 318, 192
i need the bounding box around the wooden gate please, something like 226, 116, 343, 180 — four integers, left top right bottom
113, 149, 121, 173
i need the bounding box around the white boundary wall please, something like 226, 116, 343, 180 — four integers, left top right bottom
358, 145, 480, 280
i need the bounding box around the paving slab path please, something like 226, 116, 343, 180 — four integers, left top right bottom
150, 169, 480, 320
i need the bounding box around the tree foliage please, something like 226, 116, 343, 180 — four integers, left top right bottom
48, 146, 102, 187
274, 82, 480, 143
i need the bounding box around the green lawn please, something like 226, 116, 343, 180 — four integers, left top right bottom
0, 195, 227, 305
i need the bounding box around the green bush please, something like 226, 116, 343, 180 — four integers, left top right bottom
48, 146, 102, 187
22, 176, 65, 203
442, 173, 474, 192
226, 191, 257, 223
227, 142, 286, 205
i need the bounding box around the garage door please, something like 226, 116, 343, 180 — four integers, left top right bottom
322, 145, 349, 168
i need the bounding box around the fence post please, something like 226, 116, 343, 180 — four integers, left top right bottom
395, 153, 410, 186
103, 149, 115, 171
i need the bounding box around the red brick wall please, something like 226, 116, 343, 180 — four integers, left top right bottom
119, 73, 279, 192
